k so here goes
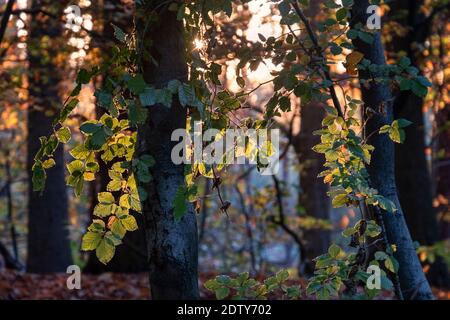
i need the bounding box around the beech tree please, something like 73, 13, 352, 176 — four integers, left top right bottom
351, 0, 433, 299
387, 0, 450, 288
30, 0, 440, 300
135, 3, 199, 299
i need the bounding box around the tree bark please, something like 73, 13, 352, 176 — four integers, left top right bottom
136, 5, 199, 299
351, 0, 434, 299
26, 0, 73, 273
293, 102, 330, 275
387, 0, 449, 288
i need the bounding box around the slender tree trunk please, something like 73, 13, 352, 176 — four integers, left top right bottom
293, 102, 330, 275
26, 0, 73, 272
136, 5, 199, 299
0, 0, 15, 48
387, 0, 450, 288
351, 0, 434, 299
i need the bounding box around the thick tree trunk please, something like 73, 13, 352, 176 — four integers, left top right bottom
293, 102, 330, 275
137, 6, 199, 299
26, 1, 73, 272
388, 0, 450, 288
351, 0, 434, 299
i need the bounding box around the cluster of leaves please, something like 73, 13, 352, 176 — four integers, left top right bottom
238, 0, 432, 300
307, 219, 398, 299
31, 20, 206, 263
204, 270, 300, 300
312, 99, 397, 213
418, 240, 450, 267
32, 1, 266, 264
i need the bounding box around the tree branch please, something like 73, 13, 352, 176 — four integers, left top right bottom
290, 0, 344, 118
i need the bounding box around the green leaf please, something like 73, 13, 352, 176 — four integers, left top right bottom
358, 31, 373, 44
139, 87, 156, 106
178, 84, 196, 107
80, 122, 102, 134
42, 158, 56, 169
411, 81, 428, 97
120, 214, 138, 231
276, 269, 289, 282
384, 256, 398, 273
98, 192, 115, 204
347, 29, 358, 39
173, 186, 187, 220
105, 231, 122, 246
167, 79, 181, 93
396, 119, 412, 128
342, 0, 354, 7
140, 155, 155, 167
236, 76, 246, 88
328, 244, 341, 258
336, 8, 348, 21
94, 203, 114, 217
112, 24, 126, 43
399, 77, 412, 91
155, 88, 173, 107
107, 180, 122, 192
81, 231, 102, 251
88, 219, 105, 232
279, 96, 291, 111
365, 220, 382, 237
416, 76, 432, 87
399, 56, 411, 68
32, 163, 46, 191
215, 287, 230, 300
70, 144, 90, 160
128, 103, 148, 125
128, 74, 147, 94
56, 127, 71, 143
330, 43, 343, 55
96, 238, 115, 264
332, 193, 348, 208
94, 90, 114, 113
76, 68, 91, 84
111, 219, 126, 239
374, 251, 388, 260
67, 160, 84, 175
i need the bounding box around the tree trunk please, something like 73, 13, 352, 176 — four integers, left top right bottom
387, 0, 450, 288
26, 0, 73, 273
351, 0, 434, 299
136, 5, 199, 299
293, 102, 330, 275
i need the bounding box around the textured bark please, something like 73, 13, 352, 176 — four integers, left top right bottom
137, 6, 199, 299
387, 0, 449, 288
293, 102, 330, 275
352, 0, 434, 299
26, 0, 73, 272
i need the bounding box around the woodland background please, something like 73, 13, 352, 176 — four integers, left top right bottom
0, 0, 449, 300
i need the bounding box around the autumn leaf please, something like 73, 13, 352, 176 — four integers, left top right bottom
344, 51, 364, 75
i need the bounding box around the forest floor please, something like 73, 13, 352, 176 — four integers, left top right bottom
0, 269, 449, 300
